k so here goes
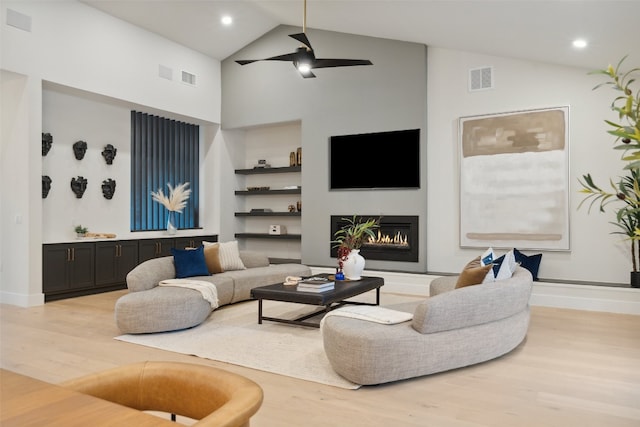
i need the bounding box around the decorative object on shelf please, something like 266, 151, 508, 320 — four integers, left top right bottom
247, 186, 270, 191
101, 178, 116, 199
75, 225, 88, 238
250, 208, 273, 213
70, 176, 88, 198
578, 56, 640, 287
331, 215, 380, 280
269, 224, 287, 235
288, 204, 296, 212
296, 200, 302, 212
72, 140, 88, 160
290, 151, 296, 166
42, 133, 53, 156
42, 175, 52, 198
102, 144, 117, 164
254, 159, 271, 169
296, 147, 302, 165
151, 182, 191, 235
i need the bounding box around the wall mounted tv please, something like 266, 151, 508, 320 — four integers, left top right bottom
330, 128, 420, 190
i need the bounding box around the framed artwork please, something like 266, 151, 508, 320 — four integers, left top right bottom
459, 106, 570, 250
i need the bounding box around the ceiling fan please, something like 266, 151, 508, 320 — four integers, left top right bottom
235, 0, 373, 78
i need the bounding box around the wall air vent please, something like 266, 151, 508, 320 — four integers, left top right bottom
469, 66, 494, 91
181, 70, 196, 86
158, 64, 173, 81
6, 8, 32, 32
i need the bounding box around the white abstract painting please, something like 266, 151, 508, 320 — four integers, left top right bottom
459, 107, 569, 250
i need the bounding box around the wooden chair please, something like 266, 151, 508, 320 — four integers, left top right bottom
61, 361, 263, 427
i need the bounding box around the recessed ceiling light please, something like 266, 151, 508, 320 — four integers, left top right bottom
221, 15, 232, 26
572, 39, 588, 49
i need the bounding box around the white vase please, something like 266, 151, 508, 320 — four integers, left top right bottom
167, 211, 177, 235
342, 249, 365, 280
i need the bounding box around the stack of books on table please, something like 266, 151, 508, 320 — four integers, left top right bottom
297, 276, 335, 293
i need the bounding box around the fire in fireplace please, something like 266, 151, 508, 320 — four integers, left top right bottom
330, 215, 418, 262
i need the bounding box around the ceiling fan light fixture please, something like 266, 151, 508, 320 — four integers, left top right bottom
297, 62, 311, 73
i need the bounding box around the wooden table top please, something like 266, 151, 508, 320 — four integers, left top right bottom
0, 369, 176, 426
250, 274, 384, 305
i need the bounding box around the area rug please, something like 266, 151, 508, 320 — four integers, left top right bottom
115, 293, 421, 390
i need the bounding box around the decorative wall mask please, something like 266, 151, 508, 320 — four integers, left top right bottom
42, 175, 52, 198
101, 178, 116, 199
101, 144, 117, 165
42, 133, 53, 156
71, 176, 88, 198
73, 140, 88, 160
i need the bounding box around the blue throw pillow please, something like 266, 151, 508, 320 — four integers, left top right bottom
513, 248, 542, 281
171, 245, 210, 279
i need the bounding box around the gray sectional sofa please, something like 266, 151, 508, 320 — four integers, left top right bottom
321, 266, 533, 385
115, 251, 311, 334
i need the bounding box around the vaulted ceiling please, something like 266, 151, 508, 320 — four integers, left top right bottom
84, 0, 638, 70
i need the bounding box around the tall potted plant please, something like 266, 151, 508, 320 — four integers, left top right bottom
578, 56, 640, 286
332, 215, 380, 280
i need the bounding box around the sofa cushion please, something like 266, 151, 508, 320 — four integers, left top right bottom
490, 249, 518, 281
205, 241, 246, 271
171, 246, 210, 279
455, 256, 493, 289
115, 286, 212, 334
203, 243, 224, 274
514, 248, 542, 280
218, 263, 312, 303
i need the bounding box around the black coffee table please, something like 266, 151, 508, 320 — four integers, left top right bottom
250, 274, 384, 328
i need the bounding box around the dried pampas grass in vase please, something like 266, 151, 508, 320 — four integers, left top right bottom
151, 182, 191, 234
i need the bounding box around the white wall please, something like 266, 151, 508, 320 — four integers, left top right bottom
0, 2, 222, 306
223, 28, 635, 285
426, 47, 629, 284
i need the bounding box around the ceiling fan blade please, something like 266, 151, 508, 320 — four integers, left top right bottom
312, 59, 373, 69
235, 52, 298, 65
289, 33, 313, 50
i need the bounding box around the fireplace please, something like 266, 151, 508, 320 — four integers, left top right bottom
330, 215, 419, 262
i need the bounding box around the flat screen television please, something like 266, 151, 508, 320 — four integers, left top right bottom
330, 128, 420, 190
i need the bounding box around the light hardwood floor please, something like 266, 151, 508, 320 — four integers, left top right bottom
1, 290, 639, 427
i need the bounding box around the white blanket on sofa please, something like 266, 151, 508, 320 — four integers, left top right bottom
320, 305, 413, 330
158, 279, 219, 309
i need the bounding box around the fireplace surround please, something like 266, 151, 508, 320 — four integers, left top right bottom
330, 215, 419, 262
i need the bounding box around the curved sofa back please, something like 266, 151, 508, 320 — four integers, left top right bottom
125, 250, 270, 292
412, 267, 533, 334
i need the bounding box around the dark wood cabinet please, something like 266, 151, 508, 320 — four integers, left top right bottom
95, 241, 139, 287
174, 235, 218, 250
42, 243, 95, 298
138, 239, 174, 263
43, 234, 218, 301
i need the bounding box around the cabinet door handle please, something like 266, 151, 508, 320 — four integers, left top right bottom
67, 248, 71, 262
71, 248, 75, 261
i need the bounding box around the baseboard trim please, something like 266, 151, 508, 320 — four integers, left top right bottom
0, 290, 45, 307
310, 267, 640, 315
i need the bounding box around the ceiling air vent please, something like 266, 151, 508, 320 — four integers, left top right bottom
181, 70, 196, 86
469, 66, 494, 91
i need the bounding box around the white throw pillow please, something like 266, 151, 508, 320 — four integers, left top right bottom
480, 247, 497, 283
495, 249, 518, 281
215, 240, 246, 271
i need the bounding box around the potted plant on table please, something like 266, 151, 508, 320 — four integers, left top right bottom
74, 225, 88, 238
578, 56, 640, 287
331, 215, 380, 280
